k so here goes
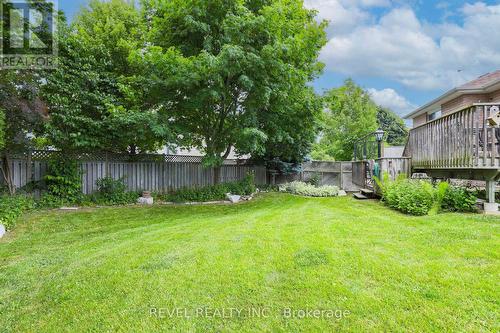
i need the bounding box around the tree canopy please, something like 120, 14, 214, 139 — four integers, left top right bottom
0, 69, 48, 194
132, 0, 327, 168
311, 79, 378, 161
258, 85, 322, 164
43, 0, 170, 153
2, 0, 328, 186
0, 109, 5, 151
377, 106, 408, 146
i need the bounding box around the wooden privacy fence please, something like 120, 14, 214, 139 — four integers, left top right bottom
352, 158, 412, 190
352, 161, 367, 188
273, 161, 358, 191
377, 157, 412, 180
1, 151, 267, 195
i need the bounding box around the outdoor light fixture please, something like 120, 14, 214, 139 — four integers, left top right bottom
375, 129, 385, 142
375, 129, 385, 159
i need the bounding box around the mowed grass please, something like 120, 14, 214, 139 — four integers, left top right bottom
0, 193, 499, 332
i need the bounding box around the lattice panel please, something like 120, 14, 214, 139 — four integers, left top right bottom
18, 150, 255, 165
164, 155, 204, 163
164, 154, 252, 165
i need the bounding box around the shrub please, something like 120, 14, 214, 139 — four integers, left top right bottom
279, 181, 339, 197
430, 182, 449, 215
166, 173, 256, 203
91, 177, 139, 205
96, 177, 127, 196
442, 186, 478, 213
227, 173, 256, 196
258, 184, 278, 192
44, 157, 82, 203
36, 194, 68, 209
0, 195, 35, 230
378, 174, 478, 215
167, 185, 226, 203
383, 178, 436, 216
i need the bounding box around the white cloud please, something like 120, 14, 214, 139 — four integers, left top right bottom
304, 0, 391, 35
359, 0, 391, 7
304, 0, 371, 35
461, 2, 500, 15
306, 1, 500, 91
436, 2, 450, 10
322, 8, 444, 89
367, 88, 416, 115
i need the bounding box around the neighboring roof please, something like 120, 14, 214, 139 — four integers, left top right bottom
458, 70, 500, 90
158, 146, 250, 160
383, 146, 404, 158
404, 70, 500, 119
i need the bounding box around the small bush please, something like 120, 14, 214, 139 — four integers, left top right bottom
44, 157, 82, 203
430, 182, 449, 215
442, 186, 478, 213
279, 181, 339, 197
226, 173, 256, 196
0, 195, 35, 230
167, 185, 225, 203
378, 174, 479, 216
258, 184, 278, 192
36, 194, 68, 209
91, 177, 139, 205
96, 177, 127, 196
166, 173, 256, 203
383, 178, 436, 216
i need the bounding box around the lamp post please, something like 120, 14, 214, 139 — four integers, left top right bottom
375, 129, 385, 159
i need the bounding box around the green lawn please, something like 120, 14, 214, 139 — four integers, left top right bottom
0, 193, 499, 332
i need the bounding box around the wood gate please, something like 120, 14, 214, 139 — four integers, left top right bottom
352, 160, 375, 189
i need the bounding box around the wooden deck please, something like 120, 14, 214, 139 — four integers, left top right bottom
405, 103, 500, 180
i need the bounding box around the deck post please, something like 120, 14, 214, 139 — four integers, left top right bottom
486, 180, 496, 203
484, 180, 498, 213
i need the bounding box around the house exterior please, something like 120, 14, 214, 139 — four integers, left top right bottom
403, 71, 500, 212
405, 71, 500, 128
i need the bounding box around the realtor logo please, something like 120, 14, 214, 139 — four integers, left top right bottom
0, 0, 58, 69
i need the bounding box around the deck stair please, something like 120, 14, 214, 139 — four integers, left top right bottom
353, 188, 376, 200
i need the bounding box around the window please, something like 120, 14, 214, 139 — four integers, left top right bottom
427, 110, 442, 121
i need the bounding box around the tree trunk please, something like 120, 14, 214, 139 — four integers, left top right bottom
0, 153, 15, 195
213, 146, 232, 185
213, 166, 221, 185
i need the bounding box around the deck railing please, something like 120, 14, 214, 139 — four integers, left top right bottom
406, 103, 500, 169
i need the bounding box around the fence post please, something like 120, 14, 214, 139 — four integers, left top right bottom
161, 155, 166, 193
340, 162, 344, 190
104, 152, 109, 178
26, 150, 33, 185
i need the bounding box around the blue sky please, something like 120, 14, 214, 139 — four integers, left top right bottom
59, 0, 500, 117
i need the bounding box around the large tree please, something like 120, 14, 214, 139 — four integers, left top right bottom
0, 70, 48, 194
43, 0, 170, 153
312, 79, 378, 161
0, 1, 56, 194
256, 85, 322, 170
377, 106, 408, 146
132, 0, 327, 180
0, 109, 5, 151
